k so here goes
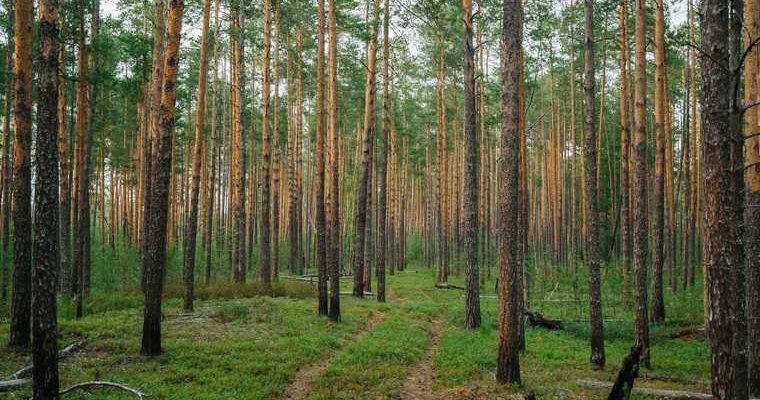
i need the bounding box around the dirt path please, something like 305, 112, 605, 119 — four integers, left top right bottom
277, 311, 385, 400
396, 317, 443, 400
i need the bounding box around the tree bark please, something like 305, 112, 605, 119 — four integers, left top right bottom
327, 0, 341, 321
700, 0, 745, 396
651, 0, 667, 324
632, 0, 650, 368
584, 0, 605, 369
746, 0, 760, 393
376, 0, 390, 303
140, 0, 185, 356
182, 0, 211, 312
9, 0, 33, 349
496, 0, 522, 384
261, 0, 273, 289
353, 0, 380, 298
0, 3, 13, 304
618, 0, 632, 307
33, 0, 61, 395
315, 0, 329, 314
141, 0, 165, 292
463, 0, 480, 330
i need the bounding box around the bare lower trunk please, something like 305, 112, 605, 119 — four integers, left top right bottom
462, 0, 480, 330
495, 0, 522, 384
632, 0, 650, 368
141, 0, 184, 356
33, 0, 61, 395
584, 0, 605, 369
9, 0, 32, 349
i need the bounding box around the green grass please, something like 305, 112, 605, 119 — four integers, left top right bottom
0, 259, 710, 399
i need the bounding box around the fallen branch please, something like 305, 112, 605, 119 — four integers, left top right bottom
339, 291, 373, 296
60, 381, 146, 399
0, 378, 30, 392
523, 310, 562, 330
607, 344, 641, 399
434, 283, 465, 290
579, 378, 737, 400
6, 341, 86, 380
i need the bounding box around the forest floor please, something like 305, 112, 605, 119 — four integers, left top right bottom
0, 265, 710, 399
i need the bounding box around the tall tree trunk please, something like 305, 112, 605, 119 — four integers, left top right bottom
496, 0, 522, 384
204, 0, 220, 286
327, 0, 340, 321
632, 0, 650, 368
701, 0, 747, 396
746, 0, 760, 393
141, 0, 184, 356
34, 0, 61, 395
584, 0, 605, 369
435, 34, 448, 286
142, 0, 165, 291
182, 0, 211, 312
58, 29, 71, 297
618, 0, 632, 307
651, 0, 667, 324
0, 2, 13, 304
8, 0, 32, 349
463, 0, 480, 329
261, 0, 273, 289
376, 0, 390, 303
353, 0, 380, 298
315, 0, 328, 314
230, 0, 246, 283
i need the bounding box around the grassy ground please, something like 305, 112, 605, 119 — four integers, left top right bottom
0, 262, 709, 399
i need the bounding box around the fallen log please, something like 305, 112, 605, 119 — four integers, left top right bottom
0, 378, 30, 392
434, 283, 465, 290
523, 310, 562, 330
607, 344, 641, 399
579, 378, 740, 400
60, 381, 146, 399
339, 291, 374, 296
5, 340, 85, 380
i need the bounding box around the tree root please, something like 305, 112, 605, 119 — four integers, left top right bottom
60, 381, 146, 399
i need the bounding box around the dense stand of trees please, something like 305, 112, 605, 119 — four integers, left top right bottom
1, 0, 759, 398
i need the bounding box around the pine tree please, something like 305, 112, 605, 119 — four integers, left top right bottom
33, 0, 61, 394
